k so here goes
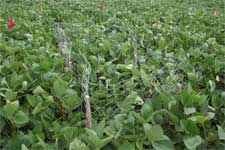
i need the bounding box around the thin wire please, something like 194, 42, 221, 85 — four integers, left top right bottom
82, 64, 91, 97
55, 23, 72, 68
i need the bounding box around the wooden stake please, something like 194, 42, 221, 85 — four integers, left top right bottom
84, 95, 92, 128
69, 61, 73, 78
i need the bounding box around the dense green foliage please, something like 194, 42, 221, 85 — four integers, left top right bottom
0, 0, 225, 149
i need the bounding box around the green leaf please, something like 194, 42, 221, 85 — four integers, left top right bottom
95, 120, 105, 137
33, 86, 46, 95
26, 95, 43, 107
118, 141, 135, 150
69, 138, 88, 150
209, 80, 216, 92
217, 125, 225, 140
85, 128, 113, 149
53, 78, 68, 97
85, 128, 101, 149
21, 144, 29, 150
134, 95, 144, 105
221, 92, 225, 100
5, 90, 17, 101
116, 64, 133, 72
152, 140, 175, 150
180, 88, 193, 107
141, 101, 154, 122
184, 107, 196, 115
60, 127, 77, 142
3, 100, 19, 119
7, 132, 32, 150
120, 42, 130, 55
188, 115, 208, 124
32, 103, 45, 115
180, 120, 198, 135
144, 124, 164, 142
120, 91, 137, 112
167, 111, 179, 125
158, 37, 166, 48
211, 94, 223, 108
62, 92, 82, 111
13, 111, 29, 127
136, 139, 143, 150
22, 81, 28, 89
207, 112, 215, 120
184, 135, 203, 150
100, 135, 114, 149
0, 117, 6, 132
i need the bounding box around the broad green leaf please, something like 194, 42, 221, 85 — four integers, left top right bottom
144, 124, 164, 142
85, 128, 113, 149
85, 128, 101, 148
221, 92, 225, 100
118, 141, 135, 150
180, 88, 193, 107
141, 101, 153, 122
53, 78, 68, 97
60, 127, 77, 142
62, 92, 82, 111
211, 94, 223, 108
33, 86, 46, 95
167, 111, 179, 125
207, 112, 215, 120
32, 103, 45, 115
132, 112, 145, 124
180, 120, 198, 135
188, 115, 208, 124
158, 37, 166, 48
36, 136, 48, 150
217, 125, 225, 140
184, 107, 196, 115
136, 139, 143, 150
208, 80, 216, 92
22, 81, 28, 89
120, 91, 137, 111
0, 117, 6, 132
26, 95, 43, 107
95, 120, 106, 137
21, 144, 29, 150
134, 95, 144, 105
13, 111, 29, 127
152, 140, 175, 150
5, 90, 17, 101
187, 72, 198, 82
132, 67, 140, 77
46, 95, 54, 103
116, 64, 133, 72
120, 42, 130, 55
100, 135, 114, 149
184, 136, 203, 150
7, 132, 32, 150
69, 138, 88, 150
3, 100, 19, 119
140, 69, 150, 87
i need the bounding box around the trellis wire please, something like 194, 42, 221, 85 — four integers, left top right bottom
55, 23, 73, 76
128, 28, 139, 65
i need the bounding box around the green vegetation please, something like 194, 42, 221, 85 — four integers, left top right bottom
0, 0, 225, 149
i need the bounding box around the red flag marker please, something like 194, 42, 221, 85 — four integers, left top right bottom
99, 4, 104, 12
8, 17, 14, 29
